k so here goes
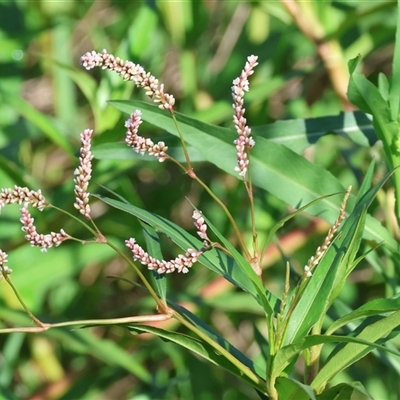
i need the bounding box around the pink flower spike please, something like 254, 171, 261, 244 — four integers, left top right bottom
192, 210, 210, 242
0, 250, 12, 281
125, 238, 202, 274
231, 55, 258, 178
80, 49, 175, 113
125, 111, 169, 162
74, 129, 93, 219
0, 186, 47, 211
20, 206, 70, 252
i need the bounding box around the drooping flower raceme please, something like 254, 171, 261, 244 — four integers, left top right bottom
125, 110, 168, 162
232, 55, 258, 177
126, 209, 210, 274
74, 128, 94, 219
0, 186, 71, 252
80, 49, 175, 113
20, 207, 70, 252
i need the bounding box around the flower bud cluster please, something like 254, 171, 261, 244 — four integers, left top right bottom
0, 250, 11, 281
192, 210, 209, 242
232, 55, 258, 177
0, 186, 47, 211
126, 209, 211, 274
126, 238, 202, 274
20, 207, 70, 252
74, 129, 93, 219
81, 49, 175, 112
304, 186, 352, 277
125, 111, 168, 162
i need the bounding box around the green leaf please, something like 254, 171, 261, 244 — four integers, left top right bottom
7, 242, 117, 311
275, 377, 316, 400
282, 207, 366, 346
198, 210, 278, 318
348, 55, 396, 144
316, 382, 373, 400
388, 0, 400, 120
108, 100, 399, 253
347, 54, 361, 76
283, 168, 392, 346
92, 142, 205, 162
170, 302, 266, 379
251, 111, 376, 153
355, 159, 375, 203
94, 195, 267, 305
261, 192, 342, 256
311, 310, 400, 391
326, 295, 400, 335
0, 89, 74, 157
127, 324, 266, 391
0, 309, 152, 383
141, 222, 167, 302
272, 333, 400, 380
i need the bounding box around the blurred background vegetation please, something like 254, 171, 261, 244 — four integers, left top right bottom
0, 1, 399, 399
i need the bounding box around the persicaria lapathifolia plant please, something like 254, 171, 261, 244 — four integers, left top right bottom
0, 49, 357, 399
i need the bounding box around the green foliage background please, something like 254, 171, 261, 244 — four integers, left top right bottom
0, 1, 399, 399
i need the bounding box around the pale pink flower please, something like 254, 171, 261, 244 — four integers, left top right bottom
125, 238, 202, 274
20, 206, 70, 252
74, 129, 93, 219
0, 250, 11, 281
81, 49, 175, 112
232, 55, 258, 177
192, 210, 209, 242
125, 111, 168, 162
0, 186, 47, 211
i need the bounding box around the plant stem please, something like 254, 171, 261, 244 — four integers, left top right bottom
4, 275, 46, 328
0, 313, 173, 334
173, 311, 267, 392
104, 239, 169, 313
165, 116, 252, 261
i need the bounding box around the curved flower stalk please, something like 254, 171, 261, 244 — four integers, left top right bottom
126, 209, 211, 274
125, 110, 169, 162
80, 49, 175, 113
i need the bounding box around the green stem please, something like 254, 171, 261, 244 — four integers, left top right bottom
243, 160, 260, 274
173, 311, 267, 392
49, 204, 98, 238
0, 313, 173, 334
104, 240, 168, 313
192, 175, 252, 260
4, 275, 45, 328
164, 118, 252, 261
